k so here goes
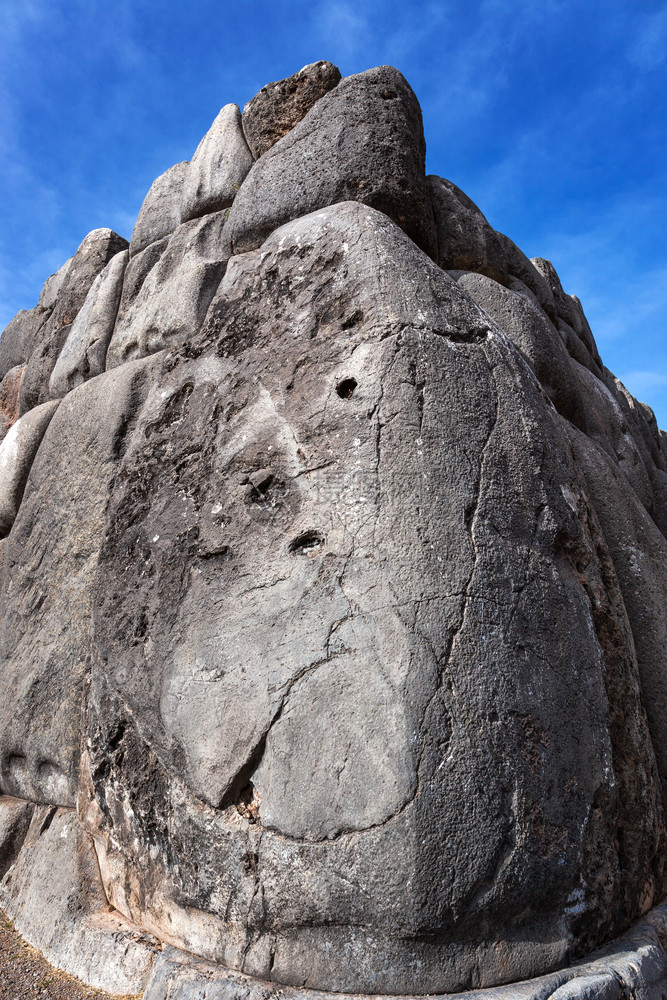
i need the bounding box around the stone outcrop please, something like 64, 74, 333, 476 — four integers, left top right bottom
242, 60, 342, 158
130, 161, 190, 257
180, 103, 253, 222
0, 61, 666, 1000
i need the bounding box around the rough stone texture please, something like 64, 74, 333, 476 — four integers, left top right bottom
105, 212, 228, 369
18, 229, 128, 415
130, 161, 190, 257
0, 364, 25, 444
0, 259, 72, 381
79, 203, 665, 995
0, 60, 666, 1000
450, 270, 583, 424
0, 400, 59, 537
180, 104, 253, 223
0, 358, 158, 806
428, 175, 557, 321
532, 256, 602, 369
242, 61, 342, 158
49, 250, 128, 397
0, 308, 49, 382
38, 257, 73, 311
0, 796, 34, 880
224, 66, 437, 258
141, 902, 667, 1000
0, 804, 157, 994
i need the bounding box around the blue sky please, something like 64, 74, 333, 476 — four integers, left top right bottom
1, 0, 666, 428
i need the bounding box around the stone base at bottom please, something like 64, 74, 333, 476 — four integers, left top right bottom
2, 795, 667, 999
142, 906, 667, 1000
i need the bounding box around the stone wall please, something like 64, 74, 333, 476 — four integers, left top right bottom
1, 61, 667, 999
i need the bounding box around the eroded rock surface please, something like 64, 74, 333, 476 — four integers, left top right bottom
242, 60, 342, 158
180, 104, 253, 222
0, 799, 157, 994
0, 358, 158, 806
18, 229, 128, 415
0, 60, 666, 1000
225, 66, 437, 257
106, 212, 228, 368
130, 161, 190, 257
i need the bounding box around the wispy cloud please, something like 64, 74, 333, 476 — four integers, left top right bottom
627, 7, 667, 71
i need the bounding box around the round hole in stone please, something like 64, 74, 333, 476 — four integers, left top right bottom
336, 377, 358, 399
289, 531, 325, 556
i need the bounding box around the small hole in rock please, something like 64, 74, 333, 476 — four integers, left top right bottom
289, 531, 325, 555
336, 377, 357, 399
236, 781, 260, 824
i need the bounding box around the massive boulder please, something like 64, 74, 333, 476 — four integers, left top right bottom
0, 61, 666, 1000
180, 104, 253, 223
106, 212, 228, 367
130, 161, 190, 257
16, 228, 128, 414
242, 60, 342, 158
0, 357, 158, 806
49, 249, 129, 396
224, 66, 437, 258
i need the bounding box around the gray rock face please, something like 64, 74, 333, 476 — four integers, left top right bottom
140, 901, 667, 1000
180, 104, 253, 222
0, 796, 34, 880
0, 259, 73, 381
49, 249, 128, 396
105, 212, 228, 368
451, 270, 583, 422
225, 66, 437, 258
0, 800, 158, 994
130, 161, 190, 257
428, 175, 556, 320
80, 203, 664, 995
37, 257, 73, 310
0, 400, 59, 536
0, 308, 49, 382
0, 358, 157, 806
0, 59, 666, 1000
242, 61, 342, 158
17, 228, 128, 414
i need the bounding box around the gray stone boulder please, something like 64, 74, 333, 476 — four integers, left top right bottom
18, 228, 128, 414
0, 59, 666, 1000
105, 212, 228, 368
0, 308, 49, 382
451, 270, 583, 423
0, 259, 73, 381
428, 175, 557, 320
140, 901, 667, 1000
565, 420, 667, 804
242, 60, 342, 158
532, 256, 602, 368
37, 256, 73, 310
0, 357, 158, 806
224, 66, 437, 258
0, 801, 158, 994
49, 249, 128, 397
82, 203, 664, 995
0, 400, 59, 537
0, 795, 34, 880
180, 104, 253, 222
130, 161, 190, 257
